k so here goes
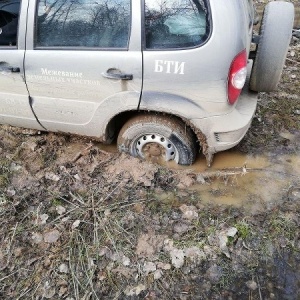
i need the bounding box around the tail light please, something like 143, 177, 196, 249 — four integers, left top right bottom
228, 49, 247, 105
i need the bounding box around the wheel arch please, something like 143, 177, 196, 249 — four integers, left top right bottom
105, 110, 200, 150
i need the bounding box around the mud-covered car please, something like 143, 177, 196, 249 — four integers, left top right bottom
0, 0, 295, 165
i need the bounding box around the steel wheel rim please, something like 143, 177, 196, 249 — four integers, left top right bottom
134, 134, 178, 162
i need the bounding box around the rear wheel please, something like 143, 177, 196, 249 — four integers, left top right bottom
250, 2, 294, 92
117, 114, 197, 165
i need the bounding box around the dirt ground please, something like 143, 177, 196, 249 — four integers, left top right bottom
0, 2, 300, 299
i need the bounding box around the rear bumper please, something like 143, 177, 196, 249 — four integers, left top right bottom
191, 70, 258, 155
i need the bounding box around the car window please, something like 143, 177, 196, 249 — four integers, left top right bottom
145, 0, 210, 49
35, 0, 131, 49
0, 0, 21, 47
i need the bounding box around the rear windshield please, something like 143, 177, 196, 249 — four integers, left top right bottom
145, 0, 210, 50
0, 0, 21, 46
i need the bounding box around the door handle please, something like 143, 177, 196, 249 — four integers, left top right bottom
102, 69, 133, 80
8, 67, 20, 73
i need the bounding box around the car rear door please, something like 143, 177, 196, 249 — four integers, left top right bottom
0, 0, 44, 130
24, 0, 142, 138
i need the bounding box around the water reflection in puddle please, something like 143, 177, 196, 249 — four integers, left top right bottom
166, 150, 300, 210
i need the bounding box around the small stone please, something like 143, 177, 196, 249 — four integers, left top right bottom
246, 280, 258, 290
104, 209, 111, 216
122, 256, 131, 266
56, 205, 66, 215
44, 287, 56, 299
288, 187, 300, 201
58, 263, 69, 274
74, 174, 81, 181
6, 188, 16, 197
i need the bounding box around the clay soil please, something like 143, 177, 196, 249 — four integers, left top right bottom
0, 1, 300, 299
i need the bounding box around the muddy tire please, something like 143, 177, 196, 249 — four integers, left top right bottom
117, 114, 197, 165
250, 2, 294, 92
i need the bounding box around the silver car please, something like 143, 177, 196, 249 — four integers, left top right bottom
0, 0, 295, 165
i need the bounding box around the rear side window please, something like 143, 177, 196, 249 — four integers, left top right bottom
0, 0, 21, 46
145, 0, 210, 49
36, 0, 131, 49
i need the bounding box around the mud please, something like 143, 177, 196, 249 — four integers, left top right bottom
0, 1, 299, 299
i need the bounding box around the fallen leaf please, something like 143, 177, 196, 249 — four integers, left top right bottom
32, 232, 43, 244
45, 172, 60, 182
44, 230, 61, 243
58, 286, 68, 297
124, 284, 147, 296
179, 205, 198, 220
56, 205, 66, 215
111, 267, 134, 279
169, 248, 185, 269
71, 220, 80, 229
136, 233, 166, 258
153, 269, 163, 280
218, 227, 238, 258
184, 246, 206, 262
156, 262, 171, 270
143, 261, 156, 274
40, 214, 49, 224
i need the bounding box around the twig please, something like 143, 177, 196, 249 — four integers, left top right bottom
69, 233, 81, 300
0, 269, 20, 282
73, 144, 93, 163
256, 275, 263, 300
0, 222, 18, 271
77, 232, 99, 300
47, 207, 78, 225
286, 58, 300, 66
95, 181, 123, 206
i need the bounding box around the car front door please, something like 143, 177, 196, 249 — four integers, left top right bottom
0, 0, 44, 130
24, 0, 142, 139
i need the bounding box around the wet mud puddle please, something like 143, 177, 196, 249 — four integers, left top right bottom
96, 141, 300, 210
166, 150, 300, 210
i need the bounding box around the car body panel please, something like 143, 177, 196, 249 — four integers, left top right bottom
24, 0, 142, 136
141, 0, 251, 114
0, 0, 44, 130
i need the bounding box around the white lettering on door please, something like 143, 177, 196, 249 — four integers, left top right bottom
154, 60, 185, 75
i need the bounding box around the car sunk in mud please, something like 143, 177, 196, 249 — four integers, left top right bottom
0, 0, 295, 165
